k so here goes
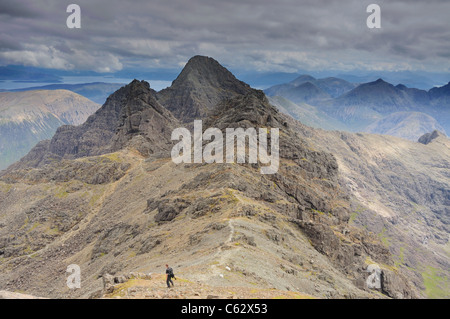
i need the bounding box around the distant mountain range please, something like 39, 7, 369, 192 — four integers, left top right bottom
0, 90, 99, 170
3, 82, 125, 104
265, 75, 357, 100
2, 64, 449, 91
265, 76, 450, 141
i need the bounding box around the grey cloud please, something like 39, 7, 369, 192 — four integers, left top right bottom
0, 0, 448, 73
0, 0, 36, 18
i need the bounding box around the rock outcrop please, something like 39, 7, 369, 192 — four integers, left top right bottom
418, 130, 447, 145
157, 55, 253, 122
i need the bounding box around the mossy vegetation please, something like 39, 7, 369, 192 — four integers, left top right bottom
349, 212, 358, 224
101, 152, 122, 163
54, 186, 69, 198
0, 182, 12, 193
421, 266, 450, 299
89, 187, 106, 207
108, 278, 142, 298
45, 226, 61, 236
377, 227, 390, 248
26, 222, 40, 234
19, 216, 30, 231
398, 246, 405, 264
222, 189, 239, 204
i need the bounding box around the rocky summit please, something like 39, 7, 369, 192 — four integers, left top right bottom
0, 56, 446, 299
157, 55, 253, 123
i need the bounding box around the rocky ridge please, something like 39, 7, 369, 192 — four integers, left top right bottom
0, 56, 421, 299
5, 80, 178, 172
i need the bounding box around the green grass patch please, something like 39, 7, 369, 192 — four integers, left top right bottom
46, 226, 60, 236
19, 216, 29, 231
422, 266, 450, 299
54, 187, 69, 198
26, 222, 40, 234
0, 183, 12, 193
377, 227, 390, 248
399, 247, 405, 264
349, 212, 358, 224
89, 188, 105, 207
101, 153, 122, 163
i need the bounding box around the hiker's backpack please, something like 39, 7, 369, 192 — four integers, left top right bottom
168, 267, 175, 278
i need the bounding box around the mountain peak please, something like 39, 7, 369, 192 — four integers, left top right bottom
351, 78, 394, 91
429, 81, 450, 100
157, 56, 253, 122
290, 74, 316, 86
171, 55, 248, 90
104, 79, 149, 104
129, 78, 150, 88
374, 78, 387, 84
182, 55, 222, 71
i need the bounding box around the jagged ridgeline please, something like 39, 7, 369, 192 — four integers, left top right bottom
0, 56, 417, 299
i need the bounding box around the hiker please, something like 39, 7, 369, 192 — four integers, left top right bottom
165, 264, 175, 288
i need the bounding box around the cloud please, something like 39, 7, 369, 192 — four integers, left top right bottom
0, 45, 123, 72
0, 0, 448, 73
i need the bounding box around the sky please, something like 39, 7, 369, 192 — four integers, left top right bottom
1, 0, 449, 74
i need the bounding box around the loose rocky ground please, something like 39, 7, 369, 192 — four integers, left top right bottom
101, 273, 315, 299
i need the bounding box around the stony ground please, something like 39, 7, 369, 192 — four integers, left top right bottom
102, 273, 314, 299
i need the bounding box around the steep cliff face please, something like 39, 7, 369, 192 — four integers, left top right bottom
287, 117, 450, 298
0, 56, 419, 299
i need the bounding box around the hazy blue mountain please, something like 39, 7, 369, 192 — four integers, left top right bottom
10, 82, 126, 104
335, 70, 450, 90
289, 74, 317, 86
429, 81, 450, 106
265, 77, 331, 104
366, 111, 446, 141
332, 79, 417, 112
316, 77, 358, 98
2, 64, 447, 91
265, 74, 356, 103
329, 79, 450, 132
268, 96, 348, 131
0, 90, 99, 170
268, 76, 450, 138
